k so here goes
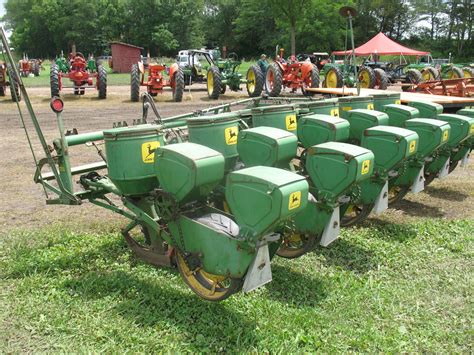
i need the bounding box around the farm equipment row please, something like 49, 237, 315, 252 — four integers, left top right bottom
3, 28, 473, 302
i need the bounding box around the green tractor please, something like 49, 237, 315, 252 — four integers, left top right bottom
321, 56, 377, 89
407, 55, 474, 80
206, 52, 264, 100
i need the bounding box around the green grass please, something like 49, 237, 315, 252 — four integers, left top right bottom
19, 60, 256, 88
1, 218, 472, 352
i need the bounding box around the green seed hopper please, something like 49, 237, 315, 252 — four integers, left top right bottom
250, 104, 298, 134
371, 92, 401, 112
383, 104, 420, 127
457, 108, 474, 152
338, 96, 374, 119
296, 98, 340, 117
408, 101, 443, 118
297, 114, 350, 148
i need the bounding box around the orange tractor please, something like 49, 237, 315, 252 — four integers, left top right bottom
18, 54, 40, 77
265, 46, 320, 97
130, 61, 184, 102
0, 61, 20, 101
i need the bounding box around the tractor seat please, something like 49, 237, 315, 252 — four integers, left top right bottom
195, 213, 240, 238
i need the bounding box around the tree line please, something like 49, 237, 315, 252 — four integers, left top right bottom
3, 0, 473, 62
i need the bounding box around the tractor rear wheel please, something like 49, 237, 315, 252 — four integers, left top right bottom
172, 67, 184, 102
130, 64, 140, 102
301, 64, 320, 96
246, 64, 264, 97
176, 251, 242, 301
207, 66, 222, 99
445, 66, 463, 79
373, 68, 389, 90
7, 65, 21, 102
462, 67, 474, 78
421, 66, 439, 81
32, 61, 40, 76
324, 66, 344, 88
97, 65, 107, 99
50, 64, 60, 98
265, 62, 283, 97
402, 69, 422, 92
340, 203, 374, 227
358, 66, 375, 88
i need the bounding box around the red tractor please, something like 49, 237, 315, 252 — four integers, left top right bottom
265, 47, 320, 97
50, 51, 107, 99
130, 61, 184, 102
0, 61, 21, 101
18, 54, 40, 77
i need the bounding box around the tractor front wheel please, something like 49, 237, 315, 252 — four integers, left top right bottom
97, 65, 107, 99
324, 66, 344, 88
265, 62, 283, 97
402, 69, 422, 92
207, 66, 222, 99
130, 64, 141, 102
246, 64, 264, 97
421, 66, 439, 81
358, 66, 375, 88
302, 64, 320, 96
7, 65, 21, 102
171, 67, 184, 102
50, 64, 60, 98
462, 67, 474, 78
445, 66, 463, 79
374, 68, 389, 90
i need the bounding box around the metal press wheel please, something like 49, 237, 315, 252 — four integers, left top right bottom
388, 185, 410, 205
340, 203, 374, 227
276, 222, 318, 259
176, 251, 242, 302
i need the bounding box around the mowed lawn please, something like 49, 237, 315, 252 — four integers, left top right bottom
1, 218, 472, 352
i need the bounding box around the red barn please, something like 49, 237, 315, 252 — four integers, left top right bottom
110, 42, 143, 73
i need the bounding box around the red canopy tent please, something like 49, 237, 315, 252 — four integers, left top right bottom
333, 32, 429, 56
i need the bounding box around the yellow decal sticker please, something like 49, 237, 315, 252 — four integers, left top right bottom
330, 108, 339, 117
285, 114, 297, 131
142, 141, 161, 163
442, 130, 449, 142
361, 159, 371, 175
288, 191, 301, 210
367, 103, 374, 110
342, 106, 352, 111
470, 124, 474, 135
395, 100, 401, 105
409, 140, 417, 154
225, 126, 239, 145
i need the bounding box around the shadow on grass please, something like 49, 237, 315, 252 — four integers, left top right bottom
313, 238, 378, 274
265, 263, 328, 307
62, 270, 258, 349
389, 199, 445, 218
423, 185, 469, 202
362, 218, 420, 243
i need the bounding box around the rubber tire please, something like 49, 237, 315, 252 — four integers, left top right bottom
373, 68, 389, 90
462, 67, 474, 78
97, 65, 107, 99
130, 64, 140, 102
302, 64, 320, 96
265, 62, 283, 97
403, 69, 422, 92
340, 203, 374, 227
172, 67, 184, 102
421, 66, 439, 81
276, 232, 318, 259
246, 64, 264, 97
207, 65, 221, 99
50, 64, 60, 98
220, 85, 226, 94
32, 61, 40, 76
324, 66, 344, 88
388, 185, 410, 205
445, 66, 463, 79
7, 65, 21, 102
358, 66, 376, 88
